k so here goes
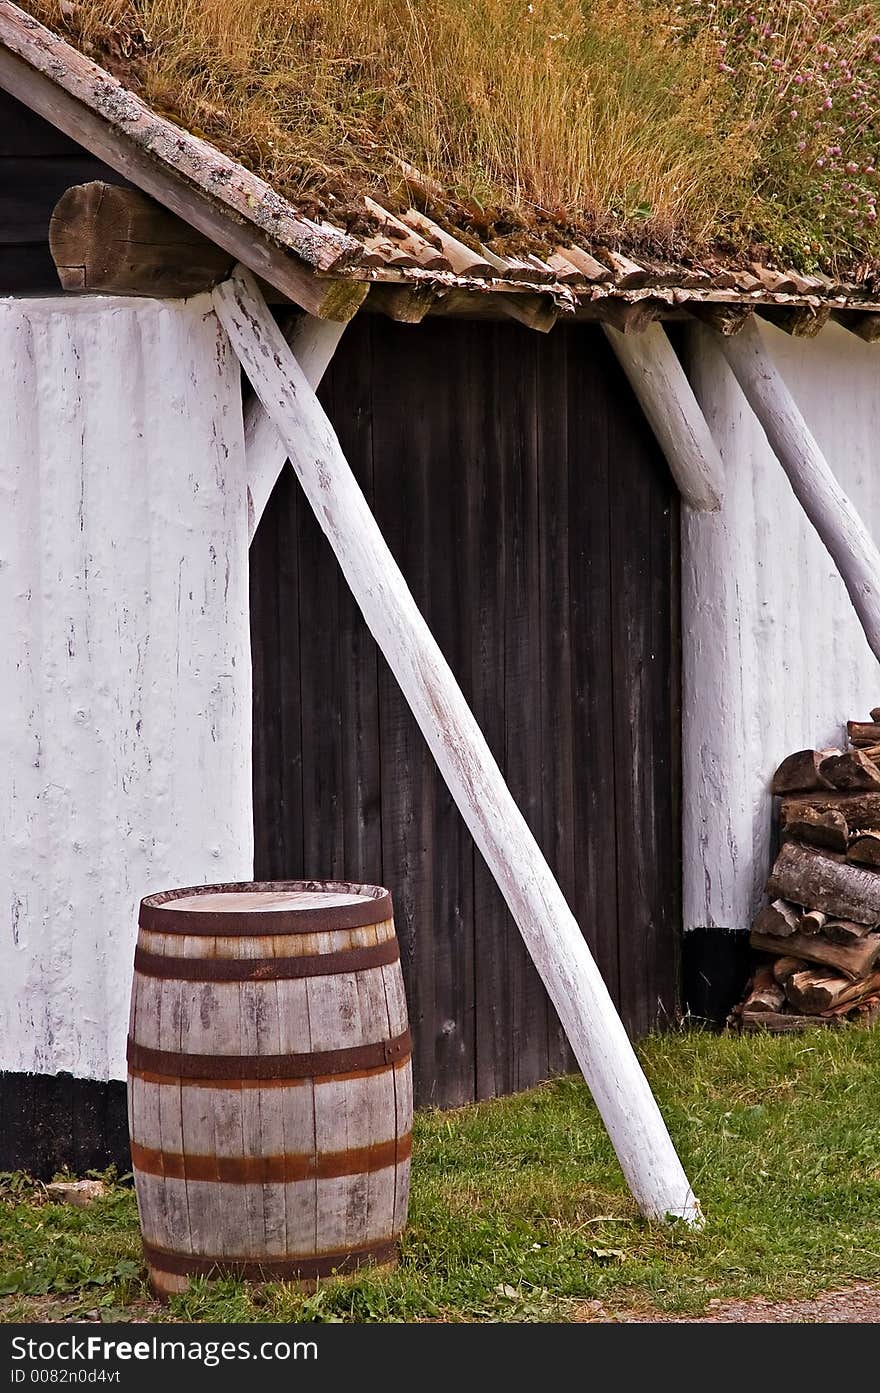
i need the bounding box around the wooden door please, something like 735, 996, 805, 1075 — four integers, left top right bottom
250, 317, 681, 1106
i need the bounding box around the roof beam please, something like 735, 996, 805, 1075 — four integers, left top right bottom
50, 181, 234, 296
0, 2, 366, 319
496, 292, 558, 333
757, 304, 830, 338
687, 303, 753, 336
366, 284, 436, 323
832, 310, 880, 343
214, 265, 702, 1229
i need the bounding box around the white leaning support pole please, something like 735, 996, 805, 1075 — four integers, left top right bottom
245, 314, 347, 541
718, 315, 880, 664
602, 322, 724, 511
215, 266, 701, 1225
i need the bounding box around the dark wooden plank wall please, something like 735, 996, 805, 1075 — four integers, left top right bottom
251, 316, 681, 1107
0, 89, 128, 292
0, 1071, 130, 1179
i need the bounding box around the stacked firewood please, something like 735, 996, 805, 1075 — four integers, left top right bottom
732, 708, 880, 1032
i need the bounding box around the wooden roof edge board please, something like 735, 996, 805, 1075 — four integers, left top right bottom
0, 4, 368, 320
637, 283, 880, 310
590, 285, 676, 306
346, 263, 575, 298
349, 264, 880, 317
366, 285, 880, 331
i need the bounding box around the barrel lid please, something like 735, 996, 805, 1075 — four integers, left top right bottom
139, 880, 393, 935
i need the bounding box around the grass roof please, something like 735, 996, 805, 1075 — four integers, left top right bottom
21, 0, 880, 274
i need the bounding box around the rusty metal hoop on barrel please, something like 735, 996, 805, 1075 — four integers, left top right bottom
126, 880, 412, 1299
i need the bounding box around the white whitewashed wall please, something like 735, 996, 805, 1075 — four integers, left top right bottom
682, 318, 880, 932
0, 294, 252, 1081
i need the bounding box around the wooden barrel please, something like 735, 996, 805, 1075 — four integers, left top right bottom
126, 880, 412, 1297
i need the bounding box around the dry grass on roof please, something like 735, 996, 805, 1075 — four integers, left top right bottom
22, 0, 880, 274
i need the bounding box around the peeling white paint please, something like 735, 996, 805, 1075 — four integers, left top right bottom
682, 319, 880, 932
0, 294, 252, 1081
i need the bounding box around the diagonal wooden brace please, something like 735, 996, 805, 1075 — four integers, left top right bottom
718, 316, 880, 665
214, 265, 701, 1226
244, 314, 347, 541
602, 322, 724, 511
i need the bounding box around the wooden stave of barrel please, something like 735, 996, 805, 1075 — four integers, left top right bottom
126, 879, 412, 1298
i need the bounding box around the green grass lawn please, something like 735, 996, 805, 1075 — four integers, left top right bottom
4, 1028, 880, 1323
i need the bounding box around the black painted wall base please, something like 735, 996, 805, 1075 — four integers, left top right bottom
0, 1072, 130, 1179
681, 927, 752, 1027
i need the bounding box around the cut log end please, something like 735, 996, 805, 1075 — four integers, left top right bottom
742, 964, 785, 1013
819, 749, 880, 792
752, 899, 801, 938
822, 917, 872, 946
848, 721, 880, 748
785, 967, 851, 1014
780, 792, 880, 837
772, 956, 809, 986
846, 831, 880, 868
801, 909, 828, 935
783, 807, 848, 853
770, 749, 839, 795
50, 181, 235, 297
